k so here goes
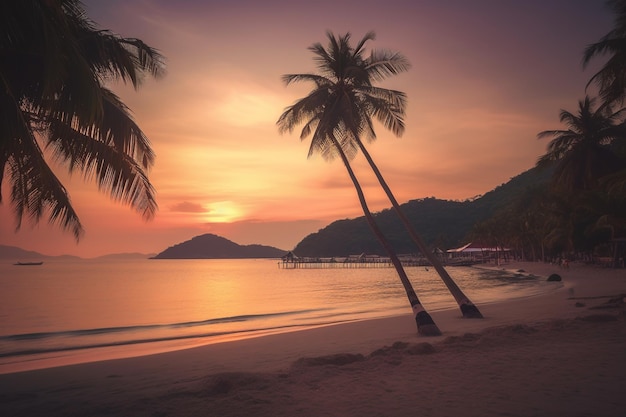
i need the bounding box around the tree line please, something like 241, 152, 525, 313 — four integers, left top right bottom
470, 1, 626, 267
292, 166, 551, 257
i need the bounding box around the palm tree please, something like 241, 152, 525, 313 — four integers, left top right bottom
0, 0, 164, 239
348, 93, 484, 318
277, 32, 441, 336
583, 0, 626, 195
584, 0, 626, 106
537, 96, 626, 192
278, 31, 482, 319
538, 97, 626, 260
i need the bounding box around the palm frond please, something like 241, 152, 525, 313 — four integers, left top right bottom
8, 128, 84, 239
276, 88, 330, 134
583, 0, 626, 105
0, 0, 162, 238
46, 120, 157, 220
358, 86, 407, 137
361, 85, 408, 110
366, 50, 411, 82
281, 73, 330, 88
334, 126, 359, 161
99, 88, 155, 169
121, 38, 166, 81
353, 31, 376, 57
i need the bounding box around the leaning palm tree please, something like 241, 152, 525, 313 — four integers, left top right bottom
537, 96, 626, 192
278, 31, 483, 319
0, 0, 164, 239
278, 32, 441, 335
583, 0, 626, 106
325, 129, 441, 336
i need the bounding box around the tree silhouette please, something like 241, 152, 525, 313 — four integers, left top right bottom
0, 0, 164, 239
277, 32, 441, 335
278, 31, 482, 319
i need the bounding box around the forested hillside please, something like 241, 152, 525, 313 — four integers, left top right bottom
292, 166, 552, 257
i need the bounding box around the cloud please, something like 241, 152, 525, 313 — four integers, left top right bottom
169, 201, 206, 213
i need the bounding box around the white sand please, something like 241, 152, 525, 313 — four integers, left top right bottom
1, 261, 625, 417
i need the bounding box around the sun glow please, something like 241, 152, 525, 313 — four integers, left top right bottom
215, 91, 284, 127
202, 201, 244, 223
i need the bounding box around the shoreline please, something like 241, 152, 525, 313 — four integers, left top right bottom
1, 261, 625, 416
1, 261, 623, 375
0, 262, 554, 375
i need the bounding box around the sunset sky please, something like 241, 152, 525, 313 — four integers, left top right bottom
0, 0, 615, 257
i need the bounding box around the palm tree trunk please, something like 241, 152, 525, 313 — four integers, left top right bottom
356, 140, 483, 318
332, 138, 441, 336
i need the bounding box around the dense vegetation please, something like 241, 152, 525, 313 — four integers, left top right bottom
293, 166, 552, 257
295, 149, 624, 265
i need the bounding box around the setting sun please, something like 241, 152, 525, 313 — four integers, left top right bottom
202, 200, 245, 223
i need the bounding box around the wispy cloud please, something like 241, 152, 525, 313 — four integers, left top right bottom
169, 202, 206, 213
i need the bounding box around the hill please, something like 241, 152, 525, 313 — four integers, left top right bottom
152, 233, 288, 259
0, 245, 154, 261
0, 245, 46, 260
94, 252, 157, 260
0, 245, 82, 261
292, 166, 551, 257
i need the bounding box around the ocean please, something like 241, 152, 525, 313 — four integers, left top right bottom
0, 258, 558, 373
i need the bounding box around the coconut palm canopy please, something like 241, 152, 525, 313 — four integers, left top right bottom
584, 0, 626, 106
0, 0, 164, 239
537, 96, 626, 192
277, 31, 409, 162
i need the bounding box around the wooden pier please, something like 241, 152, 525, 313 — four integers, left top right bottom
278, 254, 429, 269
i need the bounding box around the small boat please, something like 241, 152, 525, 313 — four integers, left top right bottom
13, 261, 44, 266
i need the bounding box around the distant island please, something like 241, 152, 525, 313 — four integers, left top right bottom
2, 166, 552, 261
0, 245, 47, 260
1, 235, 286, 261
0, 245, 154, 261
151, 233, 288, 259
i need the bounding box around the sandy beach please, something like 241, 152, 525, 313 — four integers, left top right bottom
1, 261, 625, 417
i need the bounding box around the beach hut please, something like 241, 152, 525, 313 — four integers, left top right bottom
447, 242, 511, 264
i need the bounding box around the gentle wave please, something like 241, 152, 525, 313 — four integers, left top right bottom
1, 308, 326, 342
0, 259, 555, 370
0, 319, 352, 359
0, 308, 332, 357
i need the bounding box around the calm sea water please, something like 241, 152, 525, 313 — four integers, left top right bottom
0, 258, 556, 373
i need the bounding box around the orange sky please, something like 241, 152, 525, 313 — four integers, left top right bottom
0, 0, 614, 257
